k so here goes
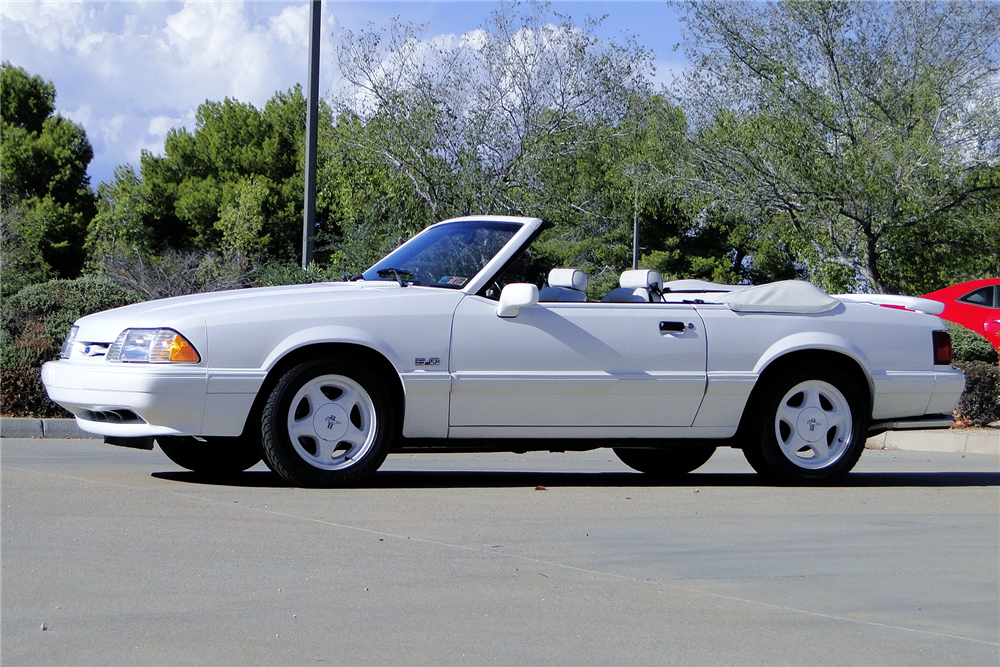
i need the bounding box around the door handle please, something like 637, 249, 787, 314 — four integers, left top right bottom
659, 321, 688, 333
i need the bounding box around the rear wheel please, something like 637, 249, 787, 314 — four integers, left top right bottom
156, 436, 261, 473
614, 444, 716, 477
743, 366, 868, 483
261, 359, 395, 487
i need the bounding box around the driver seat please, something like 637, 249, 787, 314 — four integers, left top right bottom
538, 268, 589, 302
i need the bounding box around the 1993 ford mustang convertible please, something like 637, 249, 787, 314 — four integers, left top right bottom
42, 216, 965, 486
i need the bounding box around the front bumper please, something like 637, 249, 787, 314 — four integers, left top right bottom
41, 359, 208, 437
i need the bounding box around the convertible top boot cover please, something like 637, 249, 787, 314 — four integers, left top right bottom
713, 281, 840, 314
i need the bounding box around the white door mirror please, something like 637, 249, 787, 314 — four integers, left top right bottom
497, 283, 539, 318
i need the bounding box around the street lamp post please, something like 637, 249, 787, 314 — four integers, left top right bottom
302, 0, 321, 269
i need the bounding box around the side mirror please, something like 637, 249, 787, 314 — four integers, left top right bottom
497, 283, 539, 318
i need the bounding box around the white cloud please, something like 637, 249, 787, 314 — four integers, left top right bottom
63, 103, 93, 129
1, 1, 340, 184
148, 115, 179, 137
269, 4, 310, 45
0, 0, 87, 51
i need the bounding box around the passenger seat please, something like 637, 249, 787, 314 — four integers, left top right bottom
600, 269, 664, 303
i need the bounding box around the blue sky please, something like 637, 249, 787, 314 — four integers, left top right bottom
1, 1, 686, 187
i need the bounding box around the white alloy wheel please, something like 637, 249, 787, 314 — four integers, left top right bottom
285, 374, 378, 471
772, 379, 853, 470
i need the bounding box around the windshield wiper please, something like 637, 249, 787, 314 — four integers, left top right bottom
376, 268, 414, 287
341, 273, 364, 282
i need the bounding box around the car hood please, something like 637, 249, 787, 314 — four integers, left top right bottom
74, 281, 449, 342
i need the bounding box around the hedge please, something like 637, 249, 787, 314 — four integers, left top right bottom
952, 361, 1000, 428
949, 322, 999, 364
1, 276, 143, 417
948, 323, 999, 428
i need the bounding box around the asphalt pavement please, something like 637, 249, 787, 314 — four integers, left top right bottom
2, 436, 998, 666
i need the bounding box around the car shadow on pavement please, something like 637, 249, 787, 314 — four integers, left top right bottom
150, 469, 1000, 489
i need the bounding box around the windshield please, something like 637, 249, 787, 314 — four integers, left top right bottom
362, 220, 523, 288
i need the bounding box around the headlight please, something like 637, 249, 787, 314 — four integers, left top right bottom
60, 326, 79, 359
107, 329, 201, 363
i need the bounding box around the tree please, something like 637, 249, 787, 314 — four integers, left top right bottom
87, 86, 332, 267
677, 1, 1000, 293
333, 1, 655, 220
1, 62, 96, 293
315, 113, 435, 273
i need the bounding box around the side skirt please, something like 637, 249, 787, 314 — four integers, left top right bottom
393, 437, 734, 454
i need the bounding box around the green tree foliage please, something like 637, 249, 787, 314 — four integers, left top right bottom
678, 1, 1000, 294
1, 62, 96, 294
315, 114, 436, 273
217, 175, 271, 265
87, 86, 330, 267
525, 96, 696, 289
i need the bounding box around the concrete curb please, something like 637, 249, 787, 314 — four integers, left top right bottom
0, 417, 98, 439
2, 417, 998, 454
866, 429, 999, 455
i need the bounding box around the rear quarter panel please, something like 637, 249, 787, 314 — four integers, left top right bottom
693, 302, 949, 428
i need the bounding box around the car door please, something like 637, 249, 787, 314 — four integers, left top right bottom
448, 295, 708, 431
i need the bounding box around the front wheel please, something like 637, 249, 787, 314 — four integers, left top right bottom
743, 367, 868, 483
156, 436, 262, 474
261, 359, 395, 487
614, 443, 717, 477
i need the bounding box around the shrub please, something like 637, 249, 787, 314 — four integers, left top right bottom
94, 249, 250, 300
952, 361, 1000, 428
948, 322, 999, 364
249, 261, 344, 287
1, 275, 143, 417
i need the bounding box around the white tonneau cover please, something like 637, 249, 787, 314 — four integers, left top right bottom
714, 281, 840, 313
665, 279, 840, 313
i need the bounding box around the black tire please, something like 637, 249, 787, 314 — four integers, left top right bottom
260, 359, 395, 487
742, 366, 868, 484
614, 443, 717, 477
156, 436, 262, 474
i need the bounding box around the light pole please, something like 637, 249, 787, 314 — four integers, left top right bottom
302, 0, 321, 269
628, 163, 651, 270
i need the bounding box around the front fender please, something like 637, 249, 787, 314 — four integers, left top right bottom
261, 325, 405, 373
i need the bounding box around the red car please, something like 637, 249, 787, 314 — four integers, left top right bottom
923, 278, 1000, 350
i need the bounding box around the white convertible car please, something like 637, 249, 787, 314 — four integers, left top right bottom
42, 216, 965, 486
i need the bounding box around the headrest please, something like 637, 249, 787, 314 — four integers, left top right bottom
548, 268, 588, 292
619, 269, 663, 292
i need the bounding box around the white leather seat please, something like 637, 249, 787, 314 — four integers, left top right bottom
538, 268, 589, 302
601, 269, 664, 303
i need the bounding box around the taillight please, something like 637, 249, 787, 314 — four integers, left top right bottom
932, 330, 952, 365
